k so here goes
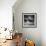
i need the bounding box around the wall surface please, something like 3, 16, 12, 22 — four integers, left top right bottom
13, 0, 41, 46
13, 0, 46, 46
0, 0, 16, 30
41, 0, 46, 46
0, 0, 46, 46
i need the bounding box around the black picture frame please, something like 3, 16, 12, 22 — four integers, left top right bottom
22, 13, 37, 28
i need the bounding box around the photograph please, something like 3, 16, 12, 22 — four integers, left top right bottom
22, 13, 37, 28
0, 0, 45, 46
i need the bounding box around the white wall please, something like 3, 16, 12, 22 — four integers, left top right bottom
13, 0, 41, 46
13, 0, 46, 46
41, 0, 46, 46
0, 0, 16, 30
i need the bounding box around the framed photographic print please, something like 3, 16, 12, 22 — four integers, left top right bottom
22, 13, 37, 28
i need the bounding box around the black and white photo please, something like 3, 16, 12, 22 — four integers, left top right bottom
22, 13, 37, 28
